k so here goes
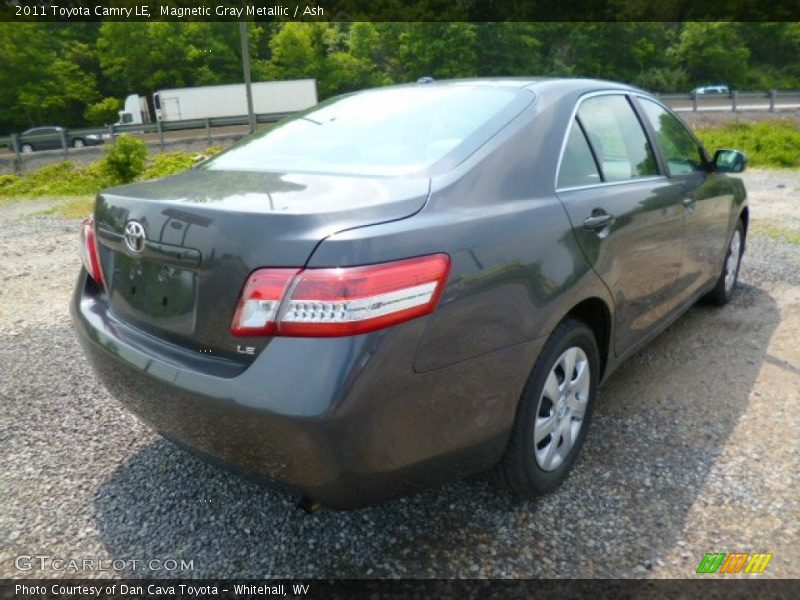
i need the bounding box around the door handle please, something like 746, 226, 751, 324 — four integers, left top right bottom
583, 212, 614, 230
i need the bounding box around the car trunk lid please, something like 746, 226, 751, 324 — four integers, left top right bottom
93, 168, 429, 362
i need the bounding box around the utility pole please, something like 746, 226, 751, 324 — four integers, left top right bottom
239, 21, 256, 134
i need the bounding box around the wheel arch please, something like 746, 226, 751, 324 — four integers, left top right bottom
739, 205, 749, 238
561, 297, 612, 379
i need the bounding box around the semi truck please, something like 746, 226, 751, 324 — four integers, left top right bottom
116, 79, 318, 125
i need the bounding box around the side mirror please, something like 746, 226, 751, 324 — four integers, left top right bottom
713, 149, 747, 173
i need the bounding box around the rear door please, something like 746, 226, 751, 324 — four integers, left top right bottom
556, 93, 685, 355
634, 96, 732, 305
41, 127, 61, 150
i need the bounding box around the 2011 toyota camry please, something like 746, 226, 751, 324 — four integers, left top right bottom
72, 78, 748, 509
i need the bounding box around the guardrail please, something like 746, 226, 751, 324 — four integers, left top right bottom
657, 90, 800, 113
0, 112, 293, 172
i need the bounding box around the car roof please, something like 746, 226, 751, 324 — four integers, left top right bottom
387, 77, 644, 97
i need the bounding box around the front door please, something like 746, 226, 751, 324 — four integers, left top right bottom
634, 96, 733, 305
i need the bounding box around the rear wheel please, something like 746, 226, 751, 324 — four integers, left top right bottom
492, 318, 599, 497
707, 220, 744, 306
72, 138, 86, 148
21, 143, 34, 153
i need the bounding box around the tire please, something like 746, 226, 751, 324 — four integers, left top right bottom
21, 144, 34, 153
72, 138, 86, 148
491, 318, 600, 497
706, 220, 744, 306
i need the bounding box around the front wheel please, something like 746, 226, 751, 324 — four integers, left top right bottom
707, 220, 744, 306
21, 143, 34, 153
72, 138, 86, 148
491, 318, 599, 497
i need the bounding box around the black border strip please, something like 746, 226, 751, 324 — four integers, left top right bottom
2, 579, 800, 600
2, 0, 800, 22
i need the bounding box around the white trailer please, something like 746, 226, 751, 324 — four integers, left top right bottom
153, 79, 318, 122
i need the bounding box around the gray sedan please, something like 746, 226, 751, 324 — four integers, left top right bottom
19, 126, 105, 152
72, 78, 748, 508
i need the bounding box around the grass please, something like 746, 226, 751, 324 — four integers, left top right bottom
752, 223, 800, 245
695, 119, 800, 169
42, 197, 95, 219
0, 145, 222, 212
0, 161, 112, 199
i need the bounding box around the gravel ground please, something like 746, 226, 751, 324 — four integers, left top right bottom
1, 170, 798, 579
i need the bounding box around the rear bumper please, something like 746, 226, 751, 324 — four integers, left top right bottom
72, 272, 542, 508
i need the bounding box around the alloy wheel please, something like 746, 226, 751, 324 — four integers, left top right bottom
533, 346, 590, 471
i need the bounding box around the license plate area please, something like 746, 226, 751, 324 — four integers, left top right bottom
110, 253, 197, 334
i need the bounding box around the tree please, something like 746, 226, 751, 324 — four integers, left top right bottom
396, 23, 478, 81
0, 23, 100, 131
476, 23, 542, 77
3, 22, 800, 134
85, 97, 122, 125
677, 23, 751, 88
262, 22, 323, 81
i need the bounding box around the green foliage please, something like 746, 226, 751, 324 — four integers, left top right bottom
0, 24, 100, 130
0, 147, 225, 200
634, 67, 689, 94
2, 22, 800, 135
398, 23, 478, 79
100, 135, 148, 184
141, 151, 197, 180
0, 161, 112, 198
677, 23, 750, 88
0, 174, 19, 188
85, 97, 122, 125
696, 120, 800, 168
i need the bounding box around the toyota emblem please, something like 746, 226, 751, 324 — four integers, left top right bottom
124, 221, 147, 254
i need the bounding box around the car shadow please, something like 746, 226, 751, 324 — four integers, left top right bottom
93, 282, 780, 578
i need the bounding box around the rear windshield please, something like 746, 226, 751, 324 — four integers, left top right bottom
203, 86, 529, 177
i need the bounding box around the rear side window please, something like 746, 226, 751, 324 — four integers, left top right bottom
557, 119, 601, 188
637, 98, 707, 175
577, 95, 659, 182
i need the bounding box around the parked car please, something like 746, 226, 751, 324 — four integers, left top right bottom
18, 126, 104, 152
691, 84, 730, 96
72, 78, 748, 509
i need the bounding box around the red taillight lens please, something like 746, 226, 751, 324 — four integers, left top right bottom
230, 268, 299, 336
80, 217, 105, 288
231, 254, 450, 338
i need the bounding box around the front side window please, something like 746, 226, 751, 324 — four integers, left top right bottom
577, 95, 659, 182
557, 118, 601, 188
638, 98, 707, 175
204, 86, 528, 177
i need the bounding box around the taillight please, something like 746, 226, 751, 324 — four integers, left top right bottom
230, 268, 299, 336
80, 216, 105, 288
231, 254, 450, 338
